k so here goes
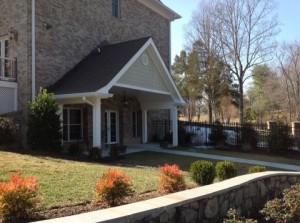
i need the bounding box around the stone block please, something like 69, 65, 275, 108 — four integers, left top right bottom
179, 208, 198, 223
234, 189, 243, 206
205, 197, 219, 219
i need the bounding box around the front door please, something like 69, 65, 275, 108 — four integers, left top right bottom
105, 110, 119, 144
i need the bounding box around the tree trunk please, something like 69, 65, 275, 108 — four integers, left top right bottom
208, 97, 213, 123
239, 81, 244, 123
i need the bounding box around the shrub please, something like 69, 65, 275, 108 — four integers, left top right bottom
223, 208, 258, 223
268, 122, 294, 153
190, 160, 215, 185
248, 166, 266, 173
178, 126, 195, 146
260, 183, 300, 223
0, 117, 18, 146
88, 147, 102, 162
0, 172, 40, 222
240, 123, 258, 150
158, 164, 186, 193
215, 161, 237, 181
67, 144, 82, 156
93, 168, 133, 206
27, 88, 62, 152
209, 121, 227, 146
109, 144, 120, 160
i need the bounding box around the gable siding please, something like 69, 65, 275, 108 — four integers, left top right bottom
35, 0, 170, 89
117, 50, 169, 93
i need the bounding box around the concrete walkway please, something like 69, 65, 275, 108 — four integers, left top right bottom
116, 144, 300, 171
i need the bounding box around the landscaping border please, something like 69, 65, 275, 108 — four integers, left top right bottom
32, 171, 300, 223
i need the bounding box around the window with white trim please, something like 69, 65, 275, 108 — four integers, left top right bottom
0, 36, 9, 78
112, 0, 120, 18
63, 108, 83, 141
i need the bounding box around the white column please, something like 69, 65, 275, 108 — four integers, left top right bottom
171, 106, 178, 146
142, 109, 148, 144
93, 98, 101, 148
57, 104, 63, 145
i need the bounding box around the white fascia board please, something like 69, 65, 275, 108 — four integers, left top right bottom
114, 83, 171, 95
137, 0, 181, 21
54, 92, 113, 100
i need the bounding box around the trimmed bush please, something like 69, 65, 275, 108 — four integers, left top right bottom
93, 168, 133, 206
0, 172, 40, 222
158, 164, 186, 194
0, 117, 18, 146
190, 160, 215, 185
88, 147, 102, 162
67, 144, 82, 156
215, 161, 237, 181
27, 88, 62, 152
268, 122, 294, 153
248, 165, 266, 173
209, 121, 227, 146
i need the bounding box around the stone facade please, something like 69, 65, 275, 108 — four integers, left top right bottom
1, 0, 171, 112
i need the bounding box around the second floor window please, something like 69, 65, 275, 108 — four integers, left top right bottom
0, 37, 9, 78
112, 0, 120, 18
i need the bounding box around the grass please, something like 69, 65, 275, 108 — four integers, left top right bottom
0, 150, 284, 210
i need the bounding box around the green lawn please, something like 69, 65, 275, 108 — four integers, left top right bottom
0, 150, 283, 210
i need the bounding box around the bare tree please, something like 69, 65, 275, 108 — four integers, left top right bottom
187, 0, 279, 123
277, 41, 300, 121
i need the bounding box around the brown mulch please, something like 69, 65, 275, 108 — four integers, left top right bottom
29, 190, 161, 222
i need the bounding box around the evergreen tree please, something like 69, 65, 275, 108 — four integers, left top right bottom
27, 88, 62, 152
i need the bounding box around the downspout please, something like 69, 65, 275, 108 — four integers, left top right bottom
31, 0, 36, 101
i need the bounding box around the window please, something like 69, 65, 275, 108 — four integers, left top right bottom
132, 112, 137, 137
112, 0, 120, 18
0, 37, 9, 78
63, 108, 83, 141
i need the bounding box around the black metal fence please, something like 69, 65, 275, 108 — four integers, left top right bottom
178, 121, 300, 150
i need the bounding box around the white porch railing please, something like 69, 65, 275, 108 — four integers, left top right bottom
0, 57, 17, 81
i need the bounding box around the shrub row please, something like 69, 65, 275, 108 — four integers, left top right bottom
190, 160, 266, 185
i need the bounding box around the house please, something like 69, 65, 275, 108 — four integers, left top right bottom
0, 0, 185, 149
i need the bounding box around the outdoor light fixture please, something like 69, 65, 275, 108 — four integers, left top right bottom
43, 22, 52, 30
122, 91, 128, 107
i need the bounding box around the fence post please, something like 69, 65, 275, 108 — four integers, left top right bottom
291, 121, 300, 142
267, 121, 277, 130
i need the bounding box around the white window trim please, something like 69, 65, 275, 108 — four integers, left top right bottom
0, 36, 9, 78
63, 108, 83, 142
105, 110, 119, 144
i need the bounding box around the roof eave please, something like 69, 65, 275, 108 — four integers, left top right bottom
137, 0, 181, 21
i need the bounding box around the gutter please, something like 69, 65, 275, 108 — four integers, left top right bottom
31, 0, 36, 101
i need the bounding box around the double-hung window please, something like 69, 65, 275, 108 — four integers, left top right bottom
112, 0, 120, 18
63, 108, 83, 141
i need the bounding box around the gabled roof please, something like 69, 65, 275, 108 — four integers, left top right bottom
49, 37, 151, 95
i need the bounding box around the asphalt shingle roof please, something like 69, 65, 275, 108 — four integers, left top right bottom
49, 37, 151, 95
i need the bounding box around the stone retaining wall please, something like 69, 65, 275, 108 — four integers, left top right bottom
33, 171, 300, 223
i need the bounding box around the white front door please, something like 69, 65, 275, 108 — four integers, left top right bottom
105, 110, 119, 144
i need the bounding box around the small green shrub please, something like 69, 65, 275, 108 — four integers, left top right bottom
88, 147, 102, 162
67, 144, 82, 156
223, 208, 258, 223
0, 172, 40, 222
248, 166, 266, 173
268, 123, 294, 153
158, 164, 186, 194
216, 161, 237, 181
260, 183, 300, 223
178, 126, 195, 146
240, 123, 258, 150
209, 121, 227, 145
0, 117, 18, 146
93, 168, 134, 206
190, 160, 215, 185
